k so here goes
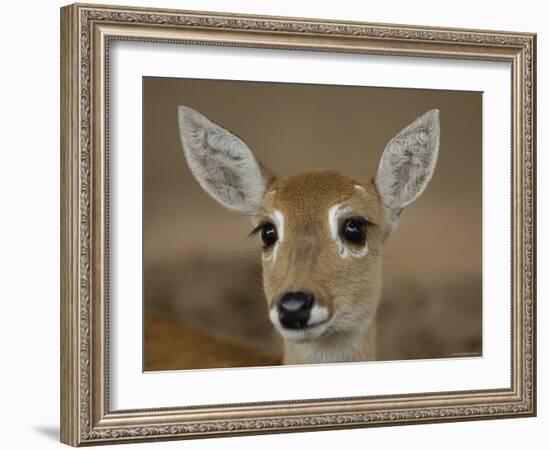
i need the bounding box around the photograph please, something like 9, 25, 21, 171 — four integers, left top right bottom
59, 3, 536, 445
0, 0, 544, 446
143, 77, 482, 371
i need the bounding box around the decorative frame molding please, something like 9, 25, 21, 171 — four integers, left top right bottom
60, 3, 536, 446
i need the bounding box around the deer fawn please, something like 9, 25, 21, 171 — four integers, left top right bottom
178, 105, 440, 365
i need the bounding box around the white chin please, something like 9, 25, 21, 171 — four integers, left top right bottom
269, 306, 332, 343
273, 321, 331, 343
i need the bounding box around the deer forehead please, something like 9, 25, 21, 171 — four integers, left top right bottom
259, 170, 383, 232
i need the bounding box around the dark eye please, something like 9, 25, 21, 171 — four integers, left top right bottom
260, 222, 278, 249
342, 218, 367, 245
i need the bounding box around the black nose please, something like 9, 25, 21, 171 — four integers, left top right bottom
278, 291, 315, 329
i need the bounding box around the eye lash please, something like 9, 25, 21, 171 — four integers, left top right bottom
344, 216, 377, 228
248, 221, 271, 238
365, 219, 377, 228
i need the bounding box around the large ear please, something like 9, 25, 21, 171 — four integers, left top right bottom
375, 109, 440, 229
178, 106, 273, 216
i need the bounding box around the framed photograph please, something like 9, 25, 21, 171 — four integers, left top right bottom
60, 3, 536, 446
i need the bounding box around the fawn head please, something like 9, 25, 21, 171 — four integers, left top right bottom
178, 106, 439, 345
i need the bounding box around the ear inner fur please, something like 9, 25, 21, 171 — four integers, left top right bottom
375, 109, 440, 230
177, 105, 273, 216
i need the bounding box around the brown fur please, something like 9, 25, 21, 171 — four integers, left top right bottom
257, 170, 389, 364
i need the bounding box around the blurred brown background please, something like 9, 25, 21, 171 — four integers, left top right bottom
143, 77, 482, 371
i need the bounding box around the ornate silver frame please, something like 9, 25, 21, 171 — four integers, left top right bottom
60, 3, 536, 446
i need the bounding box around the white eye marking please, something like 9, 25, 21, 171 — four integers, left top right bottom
271, 210, 284, 244
353, 184, 366, 192
328, 203, 369, 259
328, 203, 350, 258
262, 209, 284, 263
352, 237, 370, 257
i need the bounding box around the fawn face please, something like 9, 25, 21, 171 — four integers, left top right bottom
254, 171, 387, 343
178, 106, 439, 345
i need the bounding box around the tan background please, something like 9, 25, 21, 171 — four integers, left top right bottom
143, 77, 482, 370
